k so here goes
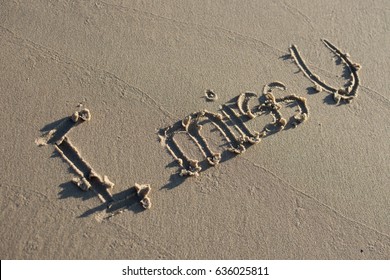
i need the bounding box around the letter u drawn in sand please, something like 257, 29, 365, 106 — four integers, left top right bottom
289, 39, 361, 104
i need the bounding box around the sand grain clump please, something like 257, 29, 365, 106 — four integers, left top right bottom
205, 89, 218, 101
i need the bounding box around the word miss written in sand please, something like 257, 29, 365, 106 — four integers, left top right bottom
160, 81, 308, 176
160, 39, 361, 177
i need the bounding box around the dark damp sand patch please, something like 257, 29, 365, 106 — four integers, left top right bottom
289, 39, 361, 104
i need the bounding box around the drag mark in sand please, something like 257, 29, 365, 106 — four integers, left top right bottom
237, 91, 257, 119
221, 105, 261, 145
55, 137, 114, 203
182, 113, 222, 166
160, 81, 309, 176
34, 109, 91, 147
37, 108, 151, 218
289, 39, 361, 104
160, 124, 202, 177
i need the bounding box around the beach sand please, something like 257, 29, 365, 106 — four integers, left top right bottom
0, 0, 389, 259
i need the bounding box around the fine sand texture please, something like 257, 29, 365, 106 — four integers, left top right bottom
1, 0, 389, 259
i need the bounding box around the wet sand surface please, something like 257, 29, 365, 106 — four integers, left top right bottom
0, 0, 389, 259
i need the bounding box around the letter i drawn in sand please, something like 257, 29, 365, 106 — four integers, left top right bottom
36, 107, 151, 220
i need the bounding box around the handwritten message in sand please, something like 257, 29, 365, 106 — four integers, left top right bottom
36, 39, 361, 217
160, 39, 361, 177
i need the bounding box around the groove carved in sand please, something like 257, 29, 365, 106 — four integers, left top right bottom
205, 89, 218, 101
161, 81, 309, 176
289, 39, 361, 104
37, 108, 151, 217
